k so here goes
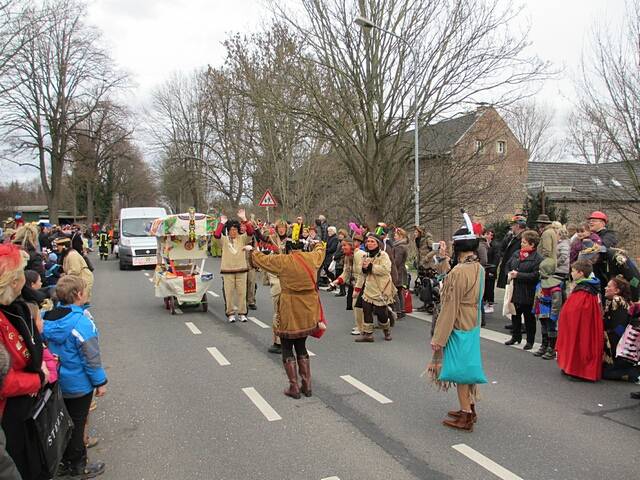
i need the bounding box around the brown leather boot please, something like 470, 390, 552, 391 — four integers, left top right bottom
355, 333, 374, 342
383, 329, 392, 341
297, 355, 312, 397
447, 404, 477, 423
442, 411, 474, 431
283, 358, 301, 399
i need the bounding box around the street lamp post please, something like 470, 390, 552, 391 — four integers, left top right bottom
354, 16, 420, 227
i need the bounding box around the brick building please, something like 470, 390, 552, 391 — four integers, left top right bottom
419, 106, 529, 240
527, 161, 640, 259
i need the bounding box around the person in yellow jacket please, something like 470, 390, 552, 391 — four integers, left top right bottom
55, 237, 94, 302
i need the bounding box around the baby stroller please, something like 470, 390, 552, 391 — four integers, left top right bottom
414, 266, 442, 314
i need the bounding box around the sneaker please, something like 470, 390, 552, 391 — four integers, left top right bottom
248, 304, 257, 310
70, 461, 106, 478
238, 315, 248, 322
484, 305, 494, 314
351, 328, 361, 335
228, 315, 236, 323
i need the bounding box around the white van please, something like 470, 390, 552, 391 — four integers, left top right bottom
118, 207, 167, 270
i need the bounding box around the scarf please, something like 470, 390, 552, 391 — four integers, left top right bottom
519, 245, 535, 261
0, 298, 43, 374
367, 247, 380, 258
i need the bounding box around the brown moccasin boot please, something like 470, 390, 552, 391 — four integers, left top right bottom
355, 333, 374, 343
283, 357, 301, 399
447, 404, 477, 423
297, 354, 312, 397
442, 411, 474, 431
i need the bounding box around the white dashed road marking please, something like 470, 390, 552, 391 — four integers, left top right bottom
207, 290, 220, 298
452, 444, 524, 480
148, 278, 153, 283
340, 375, 393, 404
207, 347, 230, 366
143, 272, 150, 277
247, 316, 270, 329
185, 322, 202, 335
307, 350, 316, 357
321, 477, 341, 480
242, 387, 282, 422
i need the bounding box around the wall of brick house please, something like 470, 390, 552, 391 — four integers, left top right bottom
553, 200, 640, 261
422, 107, 529, 241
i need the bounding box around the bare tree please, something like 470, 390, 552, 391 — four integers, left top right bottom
0, 0, 127, 223
269, 0, 550, 225
572, 0, 640, 220
575, 0, 640, 185
146, 71, 210, 211
503, 99, 561, 162
566, 108, 613, 165
224, 25, 326, 219
71, 101, 134, 223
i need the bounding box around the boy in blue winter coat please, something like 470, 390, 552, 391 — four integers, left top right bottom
43, 276, 107, 478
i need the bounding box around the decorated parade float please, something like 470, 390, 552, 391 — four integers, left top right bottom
148, 209, 215, 314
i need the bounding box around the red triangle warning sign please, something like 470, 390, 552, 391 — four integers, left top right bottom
258, 189, 277, 207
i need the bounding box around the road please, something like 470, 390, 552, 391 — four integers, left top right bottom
85, 254, 640, 480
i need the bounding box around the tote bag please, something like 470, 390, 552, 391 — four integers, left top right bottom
29, 382, 74, 476
502, 280, 516, 318
439, 267, 488, 385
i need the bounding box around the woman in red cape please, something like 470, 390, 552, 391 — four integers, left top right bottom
556, 264, 603, 381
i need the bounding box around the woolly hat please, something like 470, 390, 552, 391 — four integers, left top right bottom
510, 214, 527, 226
365, 233, 383, 249
540, 258, 562, 288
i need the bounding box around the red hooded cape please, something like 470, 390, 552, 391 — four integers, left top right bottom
556, 289, 603, 381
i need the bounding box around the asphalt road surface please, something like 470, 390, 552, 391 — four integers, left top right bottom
85, 254, 640, 480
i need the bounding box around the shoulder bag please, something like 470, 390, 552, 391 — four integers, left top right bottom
438, 266, 488, 385
28, 382, 74, 476
293, 253, 328, 339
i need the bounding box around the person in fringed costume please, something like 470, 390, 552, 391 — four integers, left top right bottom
249, 242, 326, 400
427, 212, 487, 432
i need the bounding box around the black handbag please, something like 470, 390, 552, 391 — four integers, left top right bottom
28, 383, 74, 476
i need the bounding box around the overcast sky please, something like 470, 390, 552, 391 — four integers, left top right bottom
3, 0, 628, 182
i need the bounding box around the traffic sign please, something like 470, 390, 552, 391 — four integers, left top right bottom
258, 190, 277, 208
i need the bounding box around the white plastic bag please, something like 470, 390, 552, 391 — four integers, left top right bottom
502, 281, 516, 318
328, 259, 336, 274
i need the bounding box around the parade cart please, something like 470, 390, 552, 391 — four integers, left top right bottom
148, 210, 215, 315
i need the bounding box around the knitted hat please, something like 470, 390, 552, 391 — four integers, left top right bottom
540, 258, 561, 288
510, 214, 527, 226
365, 233, 383, 249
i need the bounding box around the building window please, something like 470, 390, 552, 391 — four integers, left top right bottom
497, 141, 506, 154
611, 178, 622, 187
475, 140, 483, 153
592, 177, 603, 187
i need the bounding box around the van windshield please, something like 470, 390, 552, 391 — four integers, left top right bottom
121, 218, 152, 238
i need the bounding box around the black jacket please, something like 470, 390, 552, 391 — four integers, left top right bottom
324, 235, 339, 267
497, 232, 522, 288
507, 250, 543, 306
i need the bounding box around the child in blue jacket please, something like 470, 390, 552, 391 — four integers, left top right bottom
43, 276, 107, 478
